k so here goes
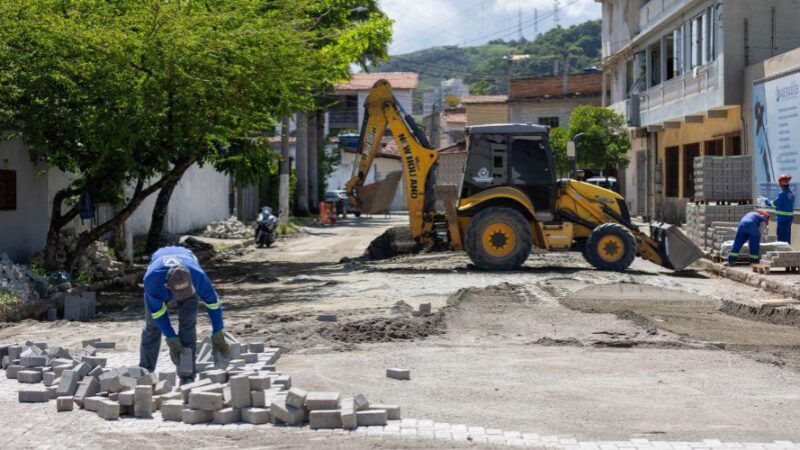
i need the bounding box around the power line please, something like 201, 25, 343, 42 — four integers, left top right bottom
553, 0, 561, 27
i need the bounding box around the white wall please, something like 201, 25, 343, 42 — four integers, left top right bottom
509, 97, 603, 129
127, 163, 231, 237
325, 150, 406, 211
356, 89, 414, 128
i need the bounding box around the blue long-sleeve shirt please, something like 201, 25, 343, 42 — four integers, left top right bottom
143, 247, 223, 338
738, 211, 768, 235
766, 188, 795, 222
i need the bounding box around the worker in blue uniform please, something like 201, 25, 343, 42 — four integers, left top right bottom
140, 246, 230, 384
728, 210, 771, 266
764, 174, 795, 244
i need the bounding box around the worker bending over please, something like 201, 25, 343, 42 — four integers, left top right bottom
728, 211, 771, 266
763, 174, 795, 244
140, 246, 230, 384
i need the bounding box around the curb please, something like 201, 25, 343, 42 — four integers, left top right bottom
696, 258, 800, 326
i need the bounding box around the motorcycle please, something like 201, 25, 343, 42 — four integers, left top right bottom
255, 206, 278, 248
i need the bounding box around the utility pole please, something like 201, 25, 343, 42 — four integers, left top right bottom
307, 111, 318, 213
295, 111, 309, 216
518, 7, 523, 41
534, 9, 539, 37
553, 0, 560, 27
278, 116, 291, 228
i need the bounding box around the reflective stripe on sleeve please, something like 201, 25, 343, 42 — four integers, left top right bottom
200, 301, 220, 310
151, 302, 168, 319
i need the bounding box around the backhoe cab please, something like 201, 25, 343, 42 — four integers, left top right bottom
347, 80, 703, 272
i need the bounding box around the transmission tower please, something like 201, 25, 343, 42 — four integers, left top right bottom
554, 0, 561, 27
534, 9, 539, 36
518, 7, 523, 41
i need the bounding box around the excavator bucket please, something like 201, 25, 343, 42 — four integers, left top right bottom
357, 171, 403, 215
649, 222, 705, 271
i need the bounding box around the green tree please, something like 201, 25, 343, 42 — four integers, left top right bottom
549, 106, 631, 176
0, 0, 391, 268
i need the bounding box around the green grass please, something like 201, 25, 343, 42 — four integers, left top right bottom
0, 289, 18, 306
29, 264, 47, 278
74, 272, 93, 286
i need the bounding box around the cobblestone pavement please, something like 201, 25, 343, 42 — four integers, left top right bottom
1, 351, 798, 449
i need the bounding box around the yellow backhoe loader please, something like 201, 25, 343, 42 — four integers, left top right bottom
345, 80, 703, 272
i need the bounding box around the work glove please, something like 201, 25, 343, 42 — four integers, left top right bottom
166, 336, 183, 364
211, 331, 230, 358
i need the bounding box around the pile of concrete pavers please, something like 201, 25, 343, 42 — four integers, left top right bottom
719, 240, 793, 260
761, 251, 800, 268
686, 203, 755, 250
693, 155, 753, 202
4, 335, 401, 429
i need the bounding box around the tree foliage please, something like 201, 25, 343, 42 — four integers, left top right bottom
0, 0, 391, 268
549, 106, 631, 174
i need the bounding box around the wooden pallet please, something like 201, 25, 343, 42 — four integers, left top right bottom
753, 264, 800, 274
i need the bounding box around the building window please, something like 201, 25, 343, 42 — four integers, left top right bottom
704, 139, 723, 156
650, 41, 661, 87
683, 143, 701, 199
665, 146, 680, 198
726, 135, 742, 156
0, 169, 16, 211
690, 15, 703, 68
625, 59, 635, 95
538, 117, 559, 128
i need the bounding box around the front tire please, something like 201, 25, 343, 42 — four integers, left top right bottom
584, 223, 636, 272
465, 207, 533, 271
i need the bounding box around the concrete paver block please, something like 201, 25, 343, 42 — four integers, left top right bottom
154, 380, 173, 395
161, 400, 185, 421
99, 370, 127, 393
249, 375, 271, 391
53, 364, 72, 378
93, 341, 116, 349
340, 398, 357, 430
118, 390, 135, 406
73, 376, 100, 408
241, 353, 258, 364
159, 371, 177, 386
354, 393, 369, 411
178, 348, 193, 377
241, 407, 270, 425
20, 355, 47, 367
226, 374, 251, 409
137, 372, 158, 386
43, 371, 57, 387
134, 385, 154, 418
251, 390, 274, 408
80, 356, 107, 368
248, 342, 265, 353
357, 409, 387, 426
188, 391, 224, 411
17, 370, 43, 384
19, 388, 50, 403
6, 364, 23, 379
8, 345, 22, 360
419, 303, 432, 314
386, 368, 410, 380
84, 396, 105, 412
370, 404, 401, 420
273, 375, 291, 389
56, 396, 74, 411
87, 365, 104, 379
47, 386, 59, 399
56, 370, 80, 397
73, 362, 91, 379
213, 407, 240, 424
200, 369, 228, 384
310, 409, 342, 429
305, 391, 340, 411
97, 399, 121, 421
182, 408, 213, 424
286, 387, 307, 409
270, 397, 306, 425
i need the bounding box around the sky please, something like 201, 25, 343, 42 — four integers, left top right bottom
379, 0, 601, 55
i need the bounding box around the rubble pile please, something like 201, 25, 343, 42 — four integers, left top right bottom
203, 216, 251, 239
0, 253, 54, 304
7, 333, 401, 428
30, 229, 128, 282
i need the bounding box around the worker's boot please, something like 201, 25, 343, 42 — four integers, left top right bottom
727, 256, 737, 266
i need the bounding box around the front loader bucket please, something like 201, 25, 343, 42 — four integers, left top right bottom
357, 171, 403, 214
650, 222, 705, 271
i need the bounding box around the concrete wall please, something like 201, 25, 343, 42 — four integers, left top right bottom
465, 103, 509, 126
0, 140, 50, 262
509, 96, 602, 129
356, 89, 413, 131
126, 163, 231, 237
325, 151, 406, 211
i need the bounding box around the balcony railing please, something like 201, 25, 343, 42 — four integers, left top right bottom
639, 0, 685, 31
328, 107, 359, 129
639, 60, 718, 115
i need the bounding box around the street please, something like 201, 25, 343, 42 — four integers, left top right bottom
2, 216, 800, 448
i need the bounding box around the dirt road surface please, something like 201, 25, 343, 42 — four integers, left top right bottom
2, 215, 800, 448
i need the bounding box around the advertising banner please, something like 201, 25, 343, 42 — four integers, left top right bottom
753, 71, 800, 204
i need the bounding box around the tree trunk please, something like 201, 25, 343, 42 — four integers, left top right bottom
307, 111, 318, 213
278, 116, 291, 228
144, 172, 182, 255
43, 188, 80, 270
63, 155, 197, 272
295, 111, 309, 216
315, 110, 326, 204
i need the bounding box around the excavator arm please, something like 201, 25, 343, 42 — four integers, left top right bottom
344, 80, 440, 244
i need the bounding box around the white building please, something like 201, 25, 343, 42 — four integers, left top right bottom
327, 72, 419, 135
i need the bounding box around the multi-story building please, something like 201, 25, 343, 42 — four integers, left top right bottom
509, 72, 603, 130
599, 0, 800, 221
328, 72, 418, 135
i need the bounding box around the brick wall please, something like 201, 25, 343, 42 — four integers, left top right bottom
510, 73, 603, 100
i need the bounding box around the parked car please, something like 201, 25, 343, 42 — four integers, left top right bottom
324, 190, 361, 217
585, 176, 619, 193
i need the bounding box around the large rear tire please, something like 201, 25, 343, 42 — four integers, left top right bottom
584, 223, 636, 272
465, 207, 533, 271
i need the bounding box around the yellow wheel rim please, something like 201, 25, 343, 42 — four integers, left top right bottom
482, 223, 517, 258
597, 235, 625, 263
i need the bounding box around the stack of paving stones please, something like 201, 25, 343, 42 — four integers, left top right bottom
761, 251, 800, 268
3, 335, 401, 430
686, 203, 755, 251
693, 155, 753, 202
